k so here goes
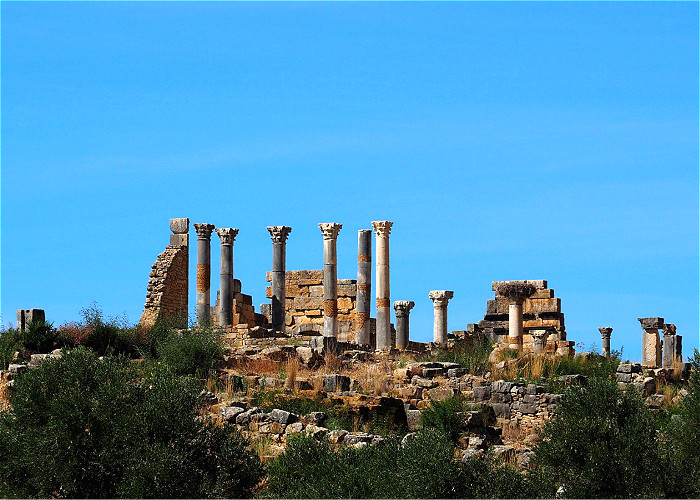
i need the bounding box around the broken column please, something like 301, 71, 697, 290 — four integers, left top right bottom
393, 300, 415, 349
429, 290, 454, 345
319, 223, 342, 338
16, 309, 45, 332
215, 228, 238, 327
531, 329, 549, 355
662, 323, 677, 369
496, 282, 536, 350
194, 223, 215, 327
267, 226, 292, 333
355, 230, 372, 346
638, 317, 663, 368
598, 327, 613, 358
372, 221, 393, 349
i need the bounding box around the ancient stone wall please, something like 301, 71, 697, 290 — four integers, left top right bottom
470, 280, 573, 354
139, 245, 188, 329
265, 270, 363, 342
211, 279, 268, 329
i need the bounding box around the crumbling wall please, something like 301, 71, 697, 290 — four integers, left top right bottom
139, 245, 188, 329
265, 270, 361, 342
212, 280, 269, 329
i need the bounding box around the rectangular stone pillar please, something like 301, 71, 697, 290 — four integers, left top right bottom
639, 317, 663, 368
372, 221, 393, 349
355, 230, 372, 346
16, 309, 45, 332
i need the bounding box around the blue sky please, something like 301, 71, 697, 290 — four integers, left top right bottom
1, 2, 698, 362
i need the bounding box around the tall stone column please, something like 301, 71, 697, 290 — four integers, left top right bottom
393, 300, 415, 349
194, 223, 215, 327
638, 317, 663, 368
429, 290, 454, 345
598, 327, 613, 358
355, 230, 372, 346
319, 223, 342, 338
531, 329, 549, 355
267, 226, 292, 333
662, 323, 677, 369
496, 283, 536, 350
372, 221, 393, 349
215, 228, 238, 327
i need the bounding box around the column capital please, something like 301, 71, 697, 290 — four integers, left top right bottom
194, 223, 215, 240
662, 323, 676, 336
598, 327, 613, 339
319, 222, 343, 240
495, 283, 535, 304
393, 300, 415, 317
170, 218, 190, 234
215, 228, 239, 246
530, 329, 550, 340
267, 226, 292, 243
429, 290, 454, 306
638, 317, 664, 330
371, 220, 393, 237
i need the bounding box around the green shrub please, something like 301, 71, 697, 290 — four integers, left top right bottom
421, 395, 471, 442
0, 347, 262, 498
425, 336, 493, 375
153, 328, 224, 377
661, 349, 700, 497
251, 391, 357, 432
0, 329, 20, 370
533, 377, 661, 498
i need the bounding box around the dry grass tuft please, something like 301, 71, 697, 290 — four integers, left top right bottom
322, 352, 342, 374
228, 356, 282, 376
346, 359, 393, 395
284, 358, 300, 390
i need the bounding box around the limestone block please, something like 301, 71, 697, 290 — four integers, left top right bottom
337, 297, 353, 312
639, 317, 664, 329
523, 298, 561, 314
293, 297, 324, 311
492, 280, 547, 292
530, 289, 554, 299
337, 284, 356, 297
170, 218, 190, 234
16, 309, 46, 332
265, 287, 272, 299
309, 285, 324, 297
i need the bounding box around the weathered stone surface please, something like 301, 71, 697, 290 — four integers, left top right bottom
422, 367, 445, 378
412, 376, 439, 389
285, 421, 305, 434
328, 429, 348, 444
236, 407, 262, 425
491, 403, 511, 418
492, 380, 514, 393
616, 373, 632, 383
323, 374, 351, 392
406, 409, 423, 431
269, 408, 299, 425
16, 309, 46, 332
638, 317, 664, 330
427, 387, 457, 401
473, 386, 492, 402
221, 406, 245, 422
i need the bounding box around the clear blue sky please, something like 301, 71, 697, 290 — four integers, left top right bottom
1, 2, 698, 363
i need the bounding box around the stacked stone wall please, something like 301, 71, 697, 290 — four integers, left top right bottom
212, 280, 268, 328
265, 270, 360, 342
139, 245, 188, 329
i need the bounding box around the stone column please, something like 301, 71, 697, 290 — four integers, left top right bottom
194, 223, 215, 327
662, 323, 677, 369
319, 223, 342, 338
393, 300, 415, 349
638, 317, 663, 368
531, 329, 549, 355
598, 327, 613, 358
496, 283, 536, 350
267, 226, 292, 333
215, 228, 238, 327
355, 230, 372, 346
372, 221, 393, 349
429, 290, 454, 345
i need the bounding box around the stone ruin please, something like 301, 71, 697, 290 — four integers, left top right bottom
136, 217, 686, 368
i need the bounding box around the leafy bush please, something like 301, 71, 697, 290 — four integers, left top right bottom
533, 377, 662, 498
152, 327, 224, 377
250, 391, 357, 432
0, 329, 20, 370
425, 336, 493, 375
661, 349, 700, 497
421, 395, 471, 442
0, 347, 262, 498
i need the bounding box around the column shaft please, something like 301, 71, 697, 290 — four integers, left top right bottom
323, 237, 338, 338
267, 226, 292, 333
508, 302, 523, 349
356, 230, 372, 345
393, 300, 414, 349
194, 223, 215, 327
433, 305, 447, 344
219, 244, 233, 326
373, 221, 393, 349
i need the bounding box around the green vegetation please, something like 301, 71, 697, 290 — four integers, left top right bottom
147, 327, 224, 377
420, 395, 473, 442
0, 347, 262, 498
424, 336, 493, 375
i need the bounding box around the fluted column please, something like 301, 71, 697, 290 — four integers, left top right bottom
639, 317, 663, 368
372, 221, 393, 349
319, 223, 342, 338
215, 228, 238, 327
598, 327, 612, 358
429, 290, 453, 345
496, 283, 536, 350
267, 226, 292, 332
194, 223, 215, 326
355, 230, 372, 346
393, 300, 415, 349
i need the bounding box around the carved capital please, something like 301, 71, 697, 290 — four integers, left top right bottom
371, 220, 393, 237
598, 327, 613, 340
662, 323, 676, 336
319, 222, 342, 240
267, 226, 292, 244
193, 223, 215, 240
393, 300, 415, 317
638, 317, 664, 330
495, 283, 536, 303
429, 290, 454, 307
215, 228, 239, 246
170, 218, 190, 234
530, 329, 550, 341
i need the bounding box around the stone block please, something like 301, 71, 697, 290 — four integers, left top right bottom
617, 363, 633, 373
638, 317, 664, 330
515, 403, 537, 415
309, 285, 324, 297
221, 406, 245, 422
492, 380, 513, 393
491, 403, 511, 418
16, 309, 45, 332
427, 387, 457, 401
323, 374, 351, 392
337, 297, 353, 312
422, 367, 445, 378
337, 284, 356, 297
448, 368, 468, 378
170, 218, 189, 234
523, 298, 560, 314
411, 376, 439, 389
294, 297, 324, 311
473, 386, 492, 402
169, 234, 188, 247
406, 410, 423, 431
269, 409, 299, 425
